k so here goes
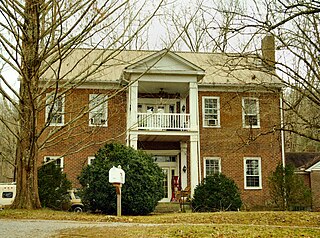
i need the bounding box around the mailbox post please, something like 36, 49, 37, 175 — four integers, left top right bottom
109, 165, 125, 216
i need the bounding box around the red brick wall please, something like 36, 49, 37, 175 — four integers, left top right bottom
37, 88, 127, 187
199, 91, 283, 209
37, 87, 283, 209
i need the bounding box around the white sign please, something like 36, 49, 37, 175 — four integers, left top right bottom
109, 165, 125, 184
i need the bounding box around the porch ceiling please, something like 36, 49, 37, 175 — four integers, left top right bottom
138, 81, 189, 96
138, 134, 189, 142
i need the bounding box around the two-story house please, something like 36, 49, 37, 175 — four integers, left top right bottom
39, 35, 284, 208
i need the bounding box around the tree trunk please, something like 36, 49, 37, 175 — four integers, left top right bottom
11, 0, 41, 209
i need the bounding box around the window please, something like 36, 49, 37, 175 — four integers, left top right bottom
88, 156, 95, 165
244, 157, 262, 189
153, 155, 176, 163
202, 97, 220, 127
44, 156, 64, 169
204, 157, 221, 177
89, 94, 108, 126
2, 192, 13, 198
45, 94, 65, 126
242, 97, 260, 128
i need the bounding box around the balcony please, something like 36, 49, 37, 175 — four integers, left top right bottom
137, 113, 190, 131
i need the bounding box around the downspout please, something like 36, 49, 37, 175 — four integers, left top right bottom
280, 92, 287, 209
280, 93, 285, 166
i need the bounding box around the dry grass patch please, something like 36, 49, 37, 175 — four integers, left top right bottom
2, 209, 320, 237
55, 224, 320, 238
0, 209, 128, 222
1, 210, 320, 227
128, 211, 320, 227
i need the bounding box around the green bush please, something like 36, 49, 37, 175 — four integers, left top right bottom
38, 162, 72, 210
191, 174, 242, 212
268, 164, 312, 210
78, 142, 164, 215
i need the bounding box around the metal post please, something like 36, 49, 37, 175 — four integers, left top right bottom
117, 186, 121, 216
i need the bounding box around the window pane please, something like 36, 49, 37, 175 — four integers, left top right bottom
246, 176, 260, 187
244, 99, 257, 114
46, 95, 64, 125
245, 115, 258, 126
245, 159, 260, 188
89, 94, 107, 125
205, 159, 220, 176
243, 98, 259, 127
203, 97, 219, 127
2, 192, 13, 198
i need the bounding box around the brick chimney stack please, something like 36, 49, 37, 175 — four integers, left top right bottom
261, 34, 275, 70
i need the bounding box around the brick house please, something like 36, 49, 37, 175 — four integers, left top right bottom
39, 35, 284, 208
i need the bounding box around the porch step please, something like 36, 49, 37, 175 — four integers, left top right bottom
154, 202, 191, 213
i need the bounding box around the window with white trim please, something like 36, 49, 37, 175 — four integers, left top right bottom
202, 97, 220, 127
44, 156, 64, 169
244, 157, 262, 189
242, 97, 260, 128
204, 157, 221, 177
45, 94, 65, 126
89, 94, 108, 126
88, 156, 95, 165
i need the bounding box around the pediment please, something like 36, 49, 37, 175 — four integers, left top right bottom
124, 49, 205, 75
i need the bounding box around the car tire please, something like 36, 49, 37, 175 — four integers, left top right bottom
73, 206, 83, 212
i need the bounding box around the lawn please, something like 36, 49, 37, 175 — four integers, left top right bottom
1, 210, 320, 237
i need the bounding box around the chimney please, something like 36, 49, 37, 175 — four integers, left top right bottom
261, 34, 275, 70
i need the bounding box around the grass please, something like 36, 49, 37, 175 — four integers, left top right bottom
1, 209, 320, 237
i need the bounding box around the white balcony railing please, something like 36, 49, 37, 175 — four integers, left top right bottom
137, 113, 190, 130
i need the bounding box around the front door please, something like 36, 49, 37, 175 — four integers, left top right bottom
153, 155, 178, 202
161, 167, 177, 202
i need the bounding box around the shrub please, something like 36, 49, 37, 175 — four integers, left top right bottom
38, 162, 72, 210
191, 174, 242, 212
78, 142, 164, 215
268, 164, 312, 210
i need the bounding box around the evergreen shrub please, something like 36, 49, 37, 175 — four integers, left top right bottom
78, 142, 164, 215
191, 173, 242, 212
38, 162, 72, 210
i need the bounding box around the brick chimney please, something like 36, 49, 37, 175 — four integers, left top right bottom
261, 34, 275, 70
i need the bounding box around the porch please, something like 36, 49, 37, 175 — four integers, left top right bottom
137, 112, 190, 130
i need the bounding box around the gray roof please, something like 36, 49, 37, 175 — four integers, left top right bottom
285, 152, 320, 170
42, 48, 282, 88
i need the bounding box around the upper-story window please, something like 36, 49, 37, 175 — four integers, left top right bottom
89, 94, 108, 126
204, 157, 221, 177
202, 96, 220, 127
44, 156, 64, 170
242, 97, 260, 128
244, 157, 262, 189
45, 94, 65, 126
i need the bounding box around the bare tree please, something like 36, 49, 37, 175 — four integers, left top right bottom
162, 0, 320, 149
212, 0, 320, 149
0, 0, 164, 209
160, 0, 244, 52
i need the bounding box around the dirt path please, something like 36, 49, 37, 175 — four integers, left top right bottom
0, 219, 140, 238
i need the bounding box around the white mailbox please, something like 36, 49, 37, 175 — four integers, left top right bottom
109, 165, 125, 184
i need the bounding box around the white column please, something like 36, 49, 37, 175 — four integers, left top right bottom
129, 134, 138, 149
180, 142, 187, 189
190, 134, 199, 197
130, 81, 138, 130
189, 82, 198, 131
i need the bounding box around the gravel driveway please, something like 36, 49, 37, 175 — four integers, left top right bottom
0, 219, 136, 238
